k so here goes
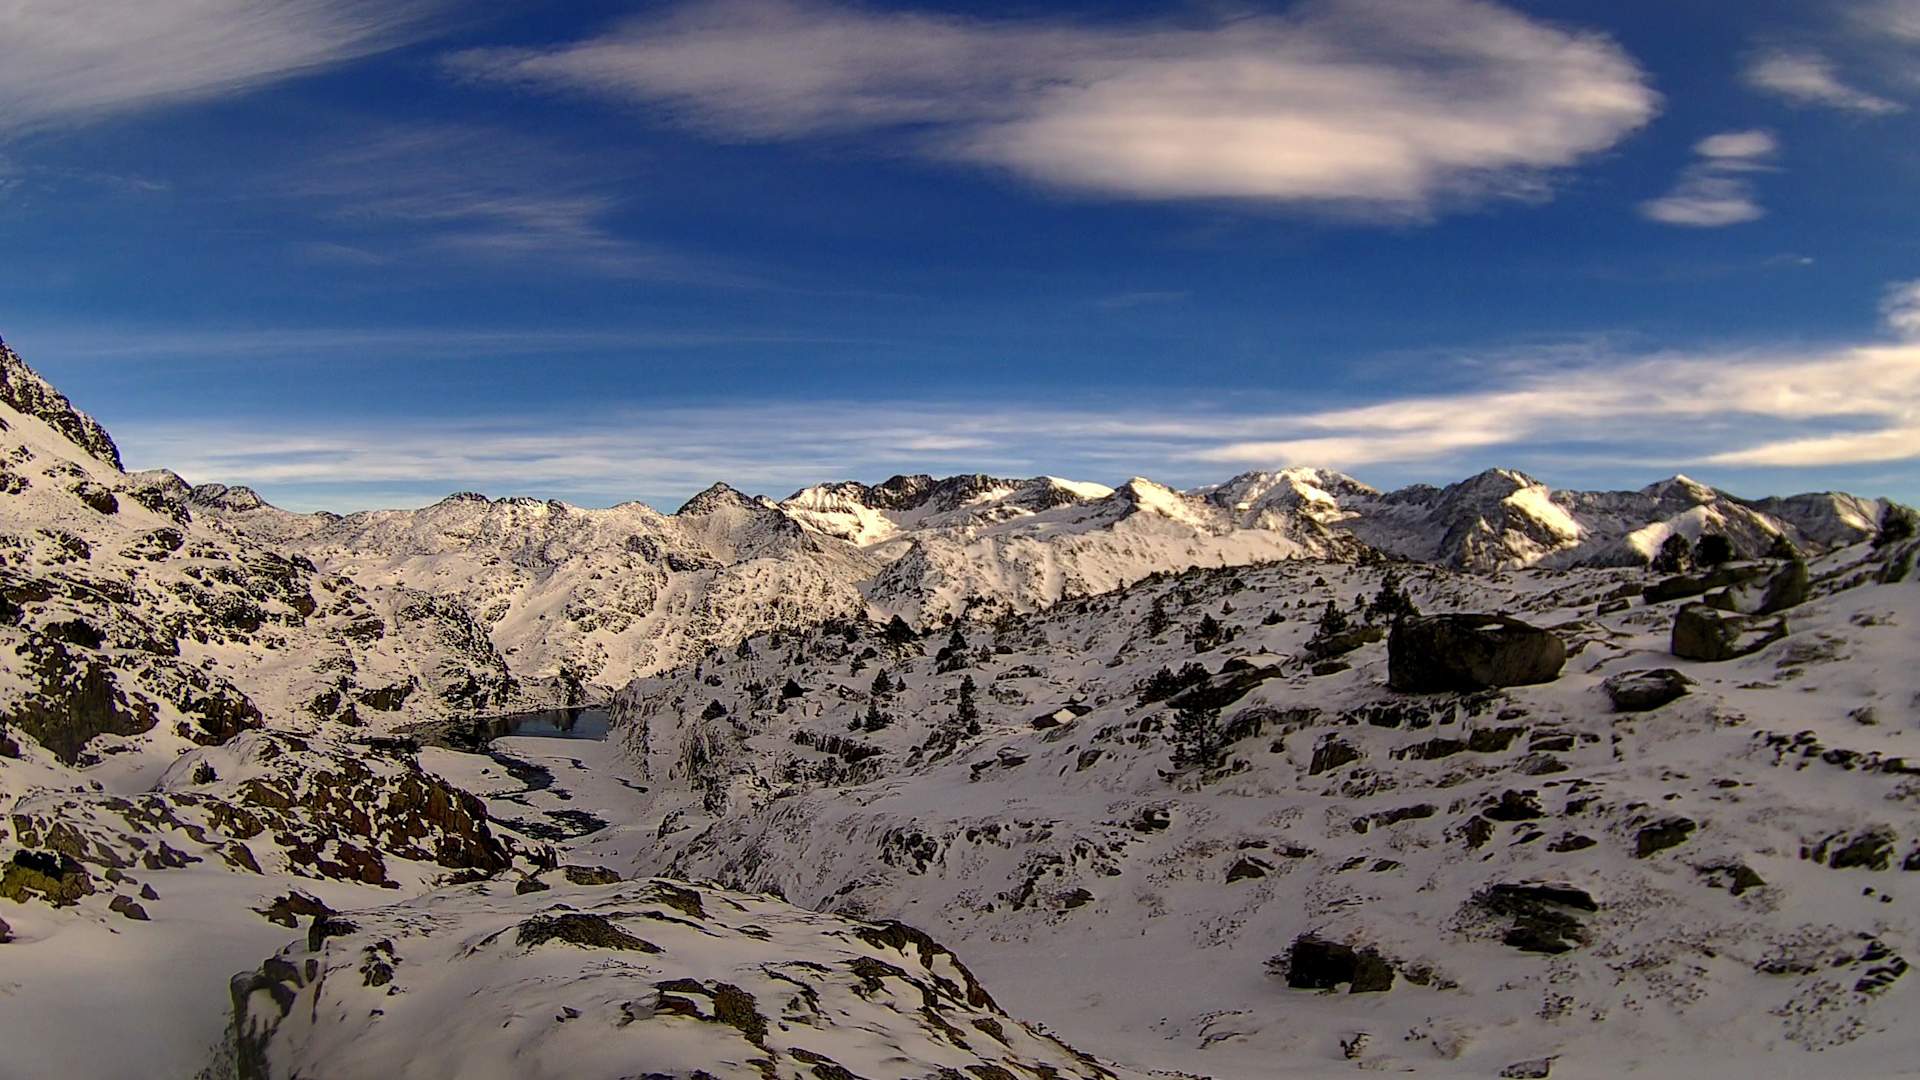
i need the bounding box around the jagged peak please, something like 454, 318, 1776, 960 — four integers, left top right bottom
0, 336, 124, 470
676, 482, 769, 517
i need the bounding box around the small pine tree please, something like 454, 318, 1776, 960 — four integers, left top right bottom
1189, 613, 1226, 652
1314, 600, 1349, 640
700, 700, 727, 720
883, 615, 916, 645
860, 701, 893, 732
870, 670, 892, 698
1695, 533, 1734, 567
955, 674, 980, 733
1168, 702, 1226, 770
1652, 533, 1694, 574
1365, 567, 1418, 625
1766, 532, 1800, 561
1143, 594, 1170, 638
781, 679, 805, 699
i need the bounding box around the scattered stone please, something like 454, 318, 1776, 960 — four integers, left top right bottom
516, 913, 660, 952
560, 864, 624, 886
0, 914, 11, 943
1635, 817, 1697, 858
1484, 790, 1544, 822
1642, 563, 1767, 605
1226, 858, 1271, 883
1308, 738, 1363, 775
1282, 934, 1395, 993
1480, 883, 1596, 954
1603, 669, 1693, 712
1388, 614, 1566, 692
108, 894, 150, 921
1699, 862, 1766, 896
1501, 1058, 1556, 1079
1671, 605, 1787, 662
1812, 828, 1897, 871
257, 892, 333, 928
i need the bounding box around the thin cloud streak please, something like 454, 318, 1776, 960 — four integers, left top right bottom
0, 0, 450, 135
1743, 50, 1903, 114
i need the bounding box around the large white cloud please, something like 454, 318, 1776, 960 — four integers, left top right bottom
0, 0, 447, 135
451, 0, 1658, 214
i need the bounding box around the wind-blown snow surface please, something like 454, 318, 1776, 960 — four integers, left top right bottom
607, 542, 1920, 1078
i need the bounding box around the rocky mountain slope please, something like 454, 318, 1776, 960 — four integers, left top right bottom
0, 344, 547, 783
196, 462, 1888, 698
600, 537, 1920, 1078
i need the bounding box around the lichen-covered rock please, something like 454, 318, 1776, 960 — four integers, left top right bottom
1671, 605, 1788, 661
1388, 614, 1566, 692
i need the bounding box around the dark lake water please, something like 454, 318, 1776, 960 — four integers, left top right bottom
411, 706, 612, 751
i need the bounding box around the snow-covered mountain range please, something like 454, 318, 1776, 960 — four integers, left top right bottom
182, 427, 1886, 696
2, 335, 1916, 1079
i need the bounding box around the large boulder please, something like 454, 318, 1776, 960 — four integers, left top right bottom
1642, 563, 1767, 605
1706, 559, 1808, 616
1388, 615, 1567, 692
1671, 605, 1787, 661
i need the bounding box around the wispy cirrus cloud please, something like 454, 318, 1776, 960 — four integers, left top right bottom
1853, 0, 1920, 42
1743, 50, 1903, 114
278, 125, 746, 282
449, 0, 1657, 218
0, 0, 450, 135
1639, 129, 1777, 228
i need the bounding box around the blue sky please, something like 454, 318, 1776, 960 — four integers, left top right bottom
1, 0, 1916, 511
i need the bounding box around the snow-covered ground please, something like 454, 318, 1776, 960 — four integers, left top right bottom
606, 542, 1920, 1078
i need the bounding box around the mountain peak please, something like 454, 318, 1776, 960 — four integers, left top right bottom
0, 337, 123, 470
188, 482, 270, 512
676, 482, 767, 516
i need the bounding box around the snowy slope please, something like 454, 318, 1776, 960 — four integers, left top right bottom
230, 875, 1151, 1080
604, 538, 1920, 1078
